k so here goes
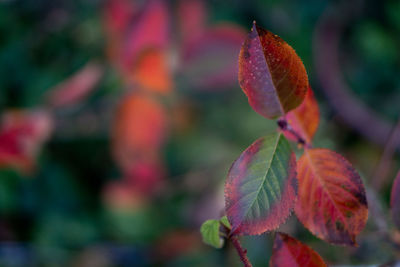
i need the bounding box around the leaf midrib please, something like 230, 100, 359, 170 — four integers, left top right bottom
254, 26, 285, 116
304, 150, 353, 237
242, 133, 282, 222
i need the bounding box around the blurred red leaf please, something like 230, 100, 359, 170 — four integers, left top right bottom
124, 157, 165, 195
295, 148, 368, 246
131, 49, 173, 94
225, 133, 297, 235
181, 24, 245, 90
391, 170, 400, 230
238, 22, 308, 119
112, 94, 167, 173
119, 0, 169, 75
47, 61, 103, 108
283, 87, 319, 144
103, 0, 136, 38
0, 110, 52, 173
270, 232, 327, 267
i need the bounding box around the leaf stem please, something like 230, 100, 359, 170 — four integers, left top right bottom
277, 118, 310, 148
230, 236, 253, 267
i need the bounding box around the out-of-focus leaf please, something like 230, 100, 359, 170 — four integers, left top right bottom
270, 232, 327, 267
238, 22, 308, 119
103, 181, 146, 211
200, 219, 223, 248
104, 0, 169, 81
283, 87, 319, 144
225, 132, 297, 235
0, 110, 52, 174
112, 94, 167, 173
155, 230, 201, 261
295, 148, 368, 246
120, 0, 169, 76
391, 170, 400, 230
177, 0, 206, 43
46, 61, 103, 108
103, 0, 136, 38
132, 49, 173, 94
124, 157, 165, 195
181, 24, 245, 90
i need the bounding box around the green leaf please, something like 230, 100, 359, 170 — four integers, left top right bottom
200, 219, 223, 248
220, 215, 231, 229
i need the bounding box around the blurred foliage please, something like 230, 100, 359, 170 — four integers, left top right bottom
0, 0, 399, 266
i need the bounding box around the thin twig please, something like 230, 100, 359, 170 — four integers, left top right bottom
230, 236, 253, 267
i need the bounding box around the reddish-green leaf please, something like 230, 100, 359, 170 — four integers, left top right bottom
225, 132, 297, 236
270, 232, 327, 267
283, 87, 319, 144
295, 149, 368, 246
238, 22, 308, 119
391, 170, 400, 230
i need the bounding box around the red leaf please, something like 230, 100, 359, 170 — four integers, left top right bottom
120, 0, 169, 75
295, 148, 368, 246
181, 24, 245, 90
270, 232, 327, 267
124, 157, 165, 196
225, 133, 297, 235
47, 61, 103, 108
283, 87, 319, 144
238, 22, 308, 119
391, 170, 400, 230
103, 0, 136, 38
112, 94, 167, 173
104, 0, 170, 80
0, 110, 52, 173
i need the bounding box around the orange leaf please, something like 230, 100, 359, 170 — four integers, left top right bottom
131, 49, 173, 94
238, 22, 308, 119
112, 94, 167, 173
47, 61, 103, 108
270, 232, 327, 267
283, 87, 319, 144
295, 148, 368, 246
